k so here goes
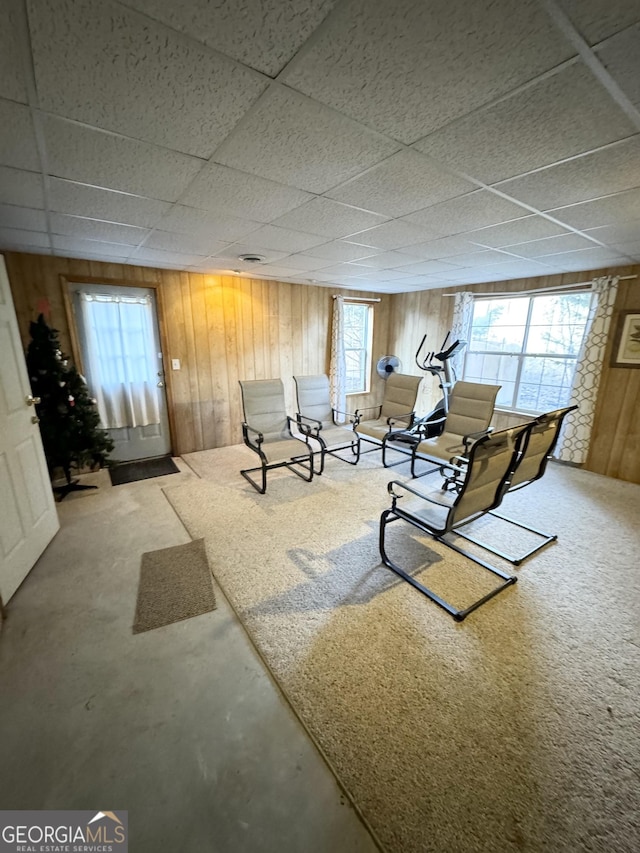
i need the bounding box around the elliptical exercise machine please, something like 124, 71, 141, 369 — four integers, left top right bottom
386, 332, 467, 448
414, 332, 467, 438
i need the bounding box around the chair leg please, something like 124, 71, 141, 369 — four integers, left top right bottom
453, 510, 557, 566
379, 509, 517, 621
240, 453, 313, 494
382, 436, 414, 468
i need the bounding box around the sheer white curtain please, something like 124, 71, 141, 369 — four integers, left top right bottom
451, 291, 474, 375
556, 276, 619, 464
79, 293, 161, 429
330, 295, 347, 422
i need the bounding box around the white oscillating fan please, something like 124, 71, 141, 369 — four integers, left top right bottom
376, 355, 402, 379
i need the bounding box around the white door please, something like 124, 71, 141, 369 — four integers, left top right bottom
71, 283, 171, 463
0, 255, 59, 605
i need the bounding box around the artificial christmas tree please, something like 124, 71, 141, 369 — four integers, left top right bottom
25, 314, 114, 500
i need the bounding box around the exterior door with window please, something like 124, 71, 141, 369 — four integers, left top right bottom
71, 284, 171, 463
0, 256, 59, 604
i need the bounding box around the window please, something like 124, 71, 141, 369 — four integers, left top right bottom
343, 301, 374, 394
463, 291, 592, 413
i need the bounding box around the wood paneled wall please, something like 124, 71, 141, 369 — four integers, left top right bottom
5, 251, 638, 479
387, 264, 640, 483
4, 252, 391, 455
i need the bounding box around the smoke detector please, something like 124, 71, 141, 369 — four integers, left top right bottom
238, 253, 266, 263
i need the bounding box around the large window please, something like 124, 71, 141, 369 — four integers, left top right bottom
344, 301, 374, 394
463, 291, 592, 413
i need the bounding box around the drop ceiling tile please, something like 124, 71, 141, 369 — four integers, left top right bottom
275, 253, 338, 271
401, 191, 529, 237
326, 150, 474, 218
157, 205, 261, 242
28, 0, 267, 158
611, 240, 640, 260
464, 216, 571, 248
270, 197, 387, 239
247, 264, 305, 279
0, 167, 44, 209
141, 230, 230, 255
346, 218, 436, 250
0, 205, 47, 232
443, 249, 516, 267
595, 24, 640, 111
0, 3, 28, 102
120, 0, 339, 77
215, 85, 399, 194
52, 235, 133, 257
309, 263, 372, 279
557, 0, 640, 44
413, 63, 635, 184
180, 163, 312, 223
386, 259, 463, 275
395, 234, 482, 260
209, 245, 288, 266
0, 100, 40, 172
129, 247, 208, 266
53, 248, 128, 263
49, 213, 149, 245
349, 251, 425, 269
281, 0, 573, 143
584, 220, 640, 245
304, 240, 378, 262
43, 116, 205, 201
495, 137, 640, 211
461, 258, 556, 278
241, 224, 329, 253
502, 232, 598, 258
0, 227, 50, 249
349, 269, 414, 282
532, 246, 628, 270
548, 188, 640, 230
48, 178, 172, 228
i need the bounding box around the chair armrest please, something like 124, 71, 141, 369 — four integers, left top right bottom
354, 405, 382, 426
296, 413, 322, 436
242, 422, 264, 445
462, 427, 493, 451
332, 408, 357, 425
386, 410, 415, 428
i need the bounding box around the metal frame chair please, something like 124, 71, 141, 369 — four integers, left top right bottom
379, 424, 532, 621
410, 380, 501, 477
293, 374, 360, 474
239, 379, 313, 494
453, 405, 578, 565
354, 372, 423, 467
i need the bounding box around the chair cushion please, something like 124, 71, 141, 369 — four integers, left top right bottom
379, 373, 422, 419
294, 374, 333, 424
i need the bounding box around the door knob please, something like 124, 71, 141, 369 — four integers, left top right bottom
26, 394, 41, 406
31, 415, 40, 424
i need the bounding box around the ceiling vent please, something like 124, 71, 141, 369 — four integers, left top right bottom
238, 253, 266, 263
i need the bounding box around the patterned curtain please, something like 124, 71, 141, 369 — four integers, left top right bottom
451, 291, 474, 376
556, 276, 619, 464
330, 295, 347, 422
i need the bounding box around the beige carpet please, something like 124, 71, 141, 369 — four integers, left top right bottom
167, 445, 640, 853
133, 538, 216, 634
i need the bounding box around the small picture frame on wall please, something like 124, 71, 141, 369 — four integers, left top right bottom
611, 310, 640, 368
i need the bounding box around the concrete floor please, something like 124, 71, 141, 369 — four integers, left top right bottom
0, 461, 380, 853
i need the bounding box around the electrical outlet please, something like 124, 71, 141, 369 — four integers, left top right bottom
171, 359, 181, 370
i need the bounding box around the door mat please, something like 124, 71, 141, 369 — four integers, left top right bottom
133, 538, 216, 634
110, 455, 179, 486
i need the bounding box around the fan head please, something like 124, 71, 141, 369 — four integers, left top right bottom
376, 355, 402, 379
